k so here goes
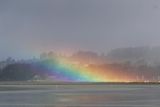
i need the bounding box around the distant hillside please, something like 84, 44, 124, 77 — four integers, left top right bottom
107, 47, 160, 66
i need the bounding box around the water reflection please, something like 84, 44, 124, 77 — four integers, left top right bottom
0, 85, 159, 107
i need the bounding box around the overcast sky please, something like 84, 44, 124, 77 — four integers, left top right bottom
0, 0, 160, 59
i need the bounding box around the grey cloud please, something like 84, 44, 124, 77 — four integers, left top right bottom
0, 0, 160, 59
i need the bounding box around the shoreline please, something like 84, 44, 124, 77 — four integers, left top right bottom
0, 81, 159, 85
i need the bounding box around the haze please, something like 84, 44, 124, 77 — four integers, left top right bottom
0, 0, 160, 59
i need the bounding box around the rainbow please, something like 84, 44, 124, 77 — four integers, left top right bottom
32, 56, 117, 82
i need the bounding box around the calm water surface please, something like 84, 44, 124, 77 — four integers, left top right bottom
0, 85, 159, 107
